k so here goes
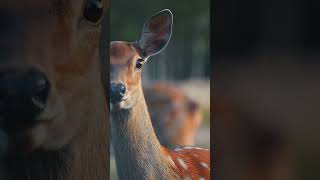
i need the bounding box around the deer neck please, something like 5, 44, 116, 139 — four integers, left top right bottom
68, 86, 109, 180
4, 121, 108, 180
66, 63, 109, 180
111, 87, 178, 180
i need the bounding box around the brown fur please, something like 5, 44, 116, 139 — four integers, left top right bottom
144, 83, 202, 148
110, 41, 210, 179
0, 0, 109, 179
111, 88, 179, 180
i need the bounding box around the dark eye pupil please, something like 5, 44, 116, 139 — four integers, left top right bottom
136, 59, 144, 69
84, 0, 103, 23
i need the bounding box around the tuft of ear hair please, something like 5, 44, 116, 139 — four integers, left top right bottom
136, 9, 173, 58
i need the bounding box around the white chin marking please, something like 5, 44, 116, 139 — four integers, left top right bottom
120, 100, 134, 109
110, 100, 132, 111
119, 101, 126, 108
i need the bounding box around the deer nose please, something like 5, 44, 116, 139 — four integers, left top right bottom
110, 83, 126, 103
0, 68, 51, 133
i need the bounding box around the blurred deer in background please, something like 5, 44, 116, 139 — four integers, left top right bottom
0, 1, 109, 179
110, 9, 210, 179
144, 82, 202, 148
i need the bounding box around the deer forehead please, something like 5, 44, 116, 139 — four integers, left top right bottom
110, 41, 140, 65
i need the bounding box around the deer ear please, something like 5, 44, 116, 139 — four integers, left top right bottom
137, 9, 173, 58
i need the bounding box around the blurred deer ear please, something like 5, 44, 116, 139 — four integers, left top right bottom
137, 9, 173, 58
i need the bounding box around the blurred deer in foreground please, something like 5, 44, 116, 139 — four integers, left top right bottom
144, 82, 202, 148
0, 1, 109, 179
110, 9, 210, 179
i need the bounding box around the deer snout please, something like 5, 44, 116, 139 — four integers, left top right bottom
0, 68, 50, 134
110, 83, 126, 104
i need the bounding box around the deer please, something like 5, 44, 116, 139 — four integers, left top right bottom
144, 82, 202, 148
110, 9, 210, 180
0, 1, 109, 179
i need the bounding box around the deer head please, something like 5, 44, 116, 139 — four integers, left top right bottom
110, 9, 173, 111
0, 1, 109, 179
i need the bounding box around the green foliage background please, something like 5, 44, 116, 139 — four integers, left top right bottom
110, 0, 210, 81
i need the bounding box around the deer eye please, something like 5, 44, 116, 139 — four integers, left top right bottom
135, 59, 144, 70
84, 0, 103, 24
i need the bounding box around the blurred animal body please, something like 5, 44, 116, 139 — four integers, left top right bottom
144, 82, 202, 148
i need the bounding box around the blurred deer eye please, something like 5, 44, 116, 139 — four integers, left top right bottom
136, 59, 144, 69
84, 0, 103, 23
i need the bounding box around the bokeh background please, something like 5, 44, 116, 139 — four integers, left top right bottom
215, 0, 320, 179
110, 0, 210, 179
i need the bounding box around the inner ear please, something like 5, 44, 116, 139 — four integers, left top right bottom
136, 9, 173, 58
